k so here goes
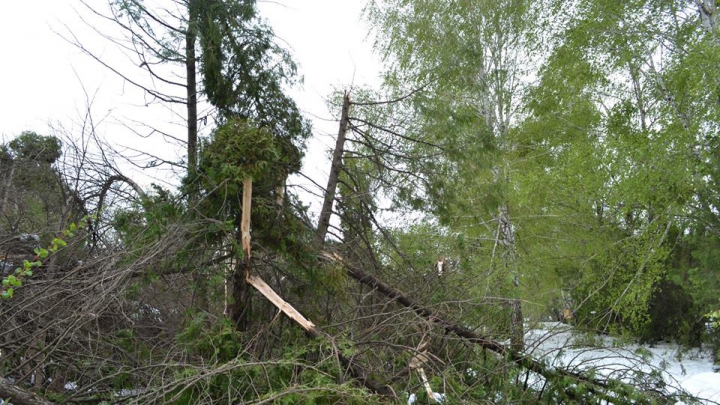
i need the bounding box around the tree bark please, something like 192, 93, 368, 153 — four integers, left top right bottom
316, 93, 351, 242
0, 377, 55, 405
186, 3, 205, 311
186, 0, 198, 180
498, 203, 524, 353
229, 257, 252, 331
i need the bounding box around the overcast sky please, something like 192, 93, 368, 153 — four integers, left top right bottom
0, 0, 382, 213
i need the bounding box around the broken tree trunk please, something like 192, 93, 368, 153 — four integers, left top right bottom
236, 174, 393, 397
416, 368, 435, 403
408, 344, 441, 403
241, 178, 252, 258
316, 92, 351, 242
321, 251, 678, 404
246, 275, 317, 333
244, 275, 394, 397
229, 178, 254, 331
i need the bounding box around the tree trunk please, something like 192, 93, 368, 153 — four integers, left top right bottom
498, 203, 524, 353
229, 257, 252, 331
316, 93, 351, 242
186, 2, 208, 312
230, 178, 253, 331
186, 0, 198, 180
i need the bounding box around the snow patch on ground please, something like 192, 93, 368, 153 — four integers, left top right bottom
678, 372, 720, 403
526, 322, 720, 404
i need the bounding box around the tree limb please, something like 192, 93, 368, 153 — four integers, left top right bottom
0, 377, 56, 405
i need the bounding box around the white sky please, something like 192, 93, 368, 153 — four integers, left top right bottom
0, 0, 382, 214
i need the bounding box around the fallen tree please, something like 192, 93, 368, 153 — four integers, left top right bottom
321, 251, 688, 404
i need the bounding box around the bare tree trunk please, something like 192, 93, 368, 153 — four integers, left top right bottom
229, 257, 252, 331
316, 93, 351, 242
231, 170, 393, 395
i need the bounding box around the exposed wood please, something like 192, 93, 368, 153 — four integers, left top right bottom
416, 368, 435, 403
275, 184, 285, 206
236, 170, 392, 397
241, 178, 253, 260
246, 275, 316, 332
0, 376, 56, 405
316, 92, 351, 242
408, 353, 430, 369
244, 272, 394, 397
230, 177, 254, 330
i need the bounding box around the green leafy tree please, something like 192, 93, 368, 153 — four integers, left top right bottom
365, 0, 545, 352
514, 0, 720, 338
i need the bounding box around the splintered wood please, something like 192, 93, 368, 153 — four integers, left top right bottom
241, 178, 252, 256
416, 368, 436, 403
408, 339, 440, 403
245, 274, 317, 333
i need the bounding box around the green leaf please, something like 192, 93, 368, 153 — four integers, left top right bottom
1, 288, 13, 299
36, 247, 49, 259
52, 238, 67, 248
8, 275, 22, 287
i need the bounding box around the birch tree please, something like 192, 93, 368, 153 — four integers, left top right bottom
365, 0, 543, 352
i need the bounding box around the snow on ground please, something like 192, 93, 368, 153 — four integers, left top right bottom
525, 322, 720, 404
680, 373, 720, 403
407, 322, 720, 404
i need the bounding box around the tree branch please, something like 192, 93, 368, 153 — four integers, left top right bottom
0, 377, 56, 405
